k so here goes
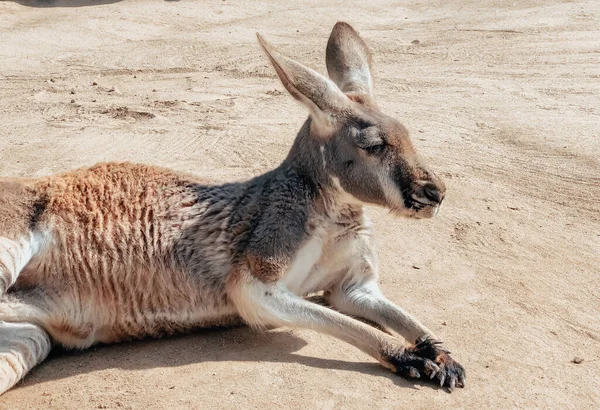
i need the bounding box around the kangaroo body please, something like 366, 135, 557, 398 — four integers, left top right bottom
3, 160, 372, 346
0, 23, 465, 395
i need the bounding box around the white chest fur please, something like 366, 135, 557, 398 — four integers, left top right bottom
280, 209, 371, 295
280, 189, 372, 294
281, 234, 325, 295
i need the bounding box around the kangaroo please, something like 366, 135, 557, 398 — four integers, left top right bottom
0, 22, 465, 395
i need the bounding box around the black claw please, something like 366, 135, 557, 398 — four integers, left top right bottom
408, 367, 420, 378
404, 338, 466, 391
387, 351, 426, 378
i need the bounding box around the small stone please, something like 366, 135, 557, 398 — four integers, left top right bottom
50, 78, 55, 83
411, 39, 420, 44
92, 99, 97, 102
412, 265, 420, 270
152, 89, 157, 92
572, 357, 584, 364
70, 90, 75, 94
70, 99, 75, 103
442, 321, 447, 326
92, 82, 98, 86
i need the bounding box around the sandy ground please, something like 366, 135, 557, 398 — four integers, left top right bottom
1, 0, 599, 408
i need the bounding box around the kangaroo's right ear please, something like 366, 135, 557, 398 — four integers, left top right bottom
326, 22, 373, 96
257, 33, 348, 129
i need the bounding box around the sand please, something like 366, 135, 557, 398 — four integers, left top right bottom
0, 0, 599, 408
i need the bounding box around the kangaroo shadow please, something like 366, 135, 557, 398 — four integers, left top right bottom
16, 325, 436, 393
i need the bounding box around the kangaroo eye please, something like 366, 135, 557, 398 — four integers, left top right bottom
355, 125, 386, 154
362, 144, 386, 155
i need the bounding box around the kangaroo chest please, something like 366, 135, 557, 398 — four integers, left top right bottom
281, 209, 367, 295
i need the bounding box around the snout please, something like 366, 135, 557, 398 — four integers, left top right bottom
406, 178, 446, 215
414, 181, 445, 205
389, 166, 447, 218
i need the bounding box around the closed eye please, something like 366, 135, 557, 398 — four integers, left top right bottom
362, 144, 386, 155
355, 125, 386, 155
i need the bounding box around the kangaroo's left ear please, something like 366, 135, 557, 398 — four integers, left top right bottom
257, 33, 349, 130
326, 22, 373, 96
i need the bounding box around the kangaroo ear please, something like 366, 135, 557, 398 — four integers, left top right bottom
326, 22, 373, 96
257, 33, 348, 125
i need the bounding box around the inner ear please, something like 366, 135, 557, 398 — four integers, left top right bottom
326, 22, 373, 96
346, 94, 369, 105
256, 32, 348, 124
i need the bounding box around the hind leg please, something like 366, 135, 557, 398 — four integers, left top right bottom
0, 289, 52, 322
0, 290, 95, 395
0, 235, 40, 295
2, 289, 97, 347
0, 321, 51, 395
0, 289, 96, 395
0, 290, 54, 395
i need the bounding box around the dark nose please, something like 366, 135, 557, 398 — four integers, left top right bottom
423, 183, 444, 204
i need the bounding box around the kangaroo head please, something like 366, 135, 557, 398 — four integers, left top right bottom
258, 22, 445, 219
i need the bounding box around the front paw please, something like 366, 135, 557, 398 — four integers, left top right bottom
410, 336, 466, 391
381, 349, 440, 381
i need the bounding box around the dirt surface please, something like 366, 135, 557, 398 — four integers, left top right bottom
1, 0, 599, 408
